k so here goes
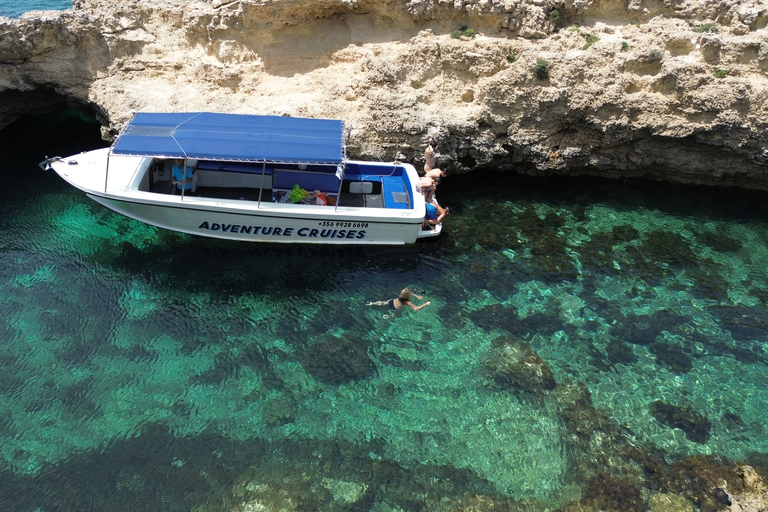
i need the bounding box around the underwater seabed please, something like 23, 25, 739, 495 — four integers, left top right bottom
2, 111, 768, 510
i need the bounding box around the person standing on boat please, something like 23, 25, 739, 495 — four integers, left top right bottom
366, 288, 431, 313
171, 159, 197, 195
424, 138, 438, 174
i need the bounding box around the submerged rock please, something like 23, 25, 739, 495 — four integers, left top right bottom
649, 401, 711, 444
482, 335, 556, 393
665, 456, 746, 512
649, 342, 694, 374
605, 340, 638, 367
579, 471, 647, 512
300, 334, 377, 385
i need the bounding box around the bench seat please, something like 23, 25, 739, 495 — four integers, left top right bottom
381, 176, 410, 209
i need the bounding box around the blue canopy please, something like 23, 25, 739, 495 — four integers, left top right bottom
110, 112, 345, 165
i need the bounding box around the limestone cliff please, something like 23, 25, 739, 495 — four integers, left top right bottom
2, 0, 768, 190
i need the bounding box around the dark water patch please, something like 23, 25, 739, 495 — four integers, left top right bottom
685, 265, 732, 302
442, 166, 768, 225
612, 224, 640, 242
527, 229, 580, 283
191, 341, 286, 390
708, 304, 768, 342
650, 401, 711, 443
448, 199, 526, 251
587, 344, 612, 372
649, 342, 693, 373
468, 303, 518, 332
262, 392, 297, 427
685, 328, 768, 365
748, 287, 768, 305
619, 246, 669, 285
124, 310, 223, 357
508, 309, 565, 339
112, 241, 425, 304
640, 230, 698, 268
578, 288, 619, 319
435, 303, 470, 329
273, 305, 308, 346
722, 411, 745, 427
694, 229, 743, 253
0, 406, 12, 433
610, 310, 689, 346
514, 205, 564, 235
378, 351, 427, 372
306, 298, 374, 334
58, 377, 98, 419
727, 344, 768, 365
462, 263, 522, 300
611, 317, 664, 346
605, 340, 639, 367
575, 231, 621, 278
299, 333, 377, 385
0, 371, 26, 397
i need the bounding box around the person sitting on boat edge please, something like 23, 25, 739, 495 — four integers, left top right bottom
366, 288, 431, 313
422, 198, 449, 230
171, 159, 197, 195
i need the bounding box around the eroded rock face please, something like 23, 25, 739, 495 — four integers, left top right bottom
2, 0, 768, 189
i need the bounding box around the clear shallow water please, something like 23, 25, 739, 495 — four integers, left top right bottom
0, 0, 71, 18
2, 110, 768, 510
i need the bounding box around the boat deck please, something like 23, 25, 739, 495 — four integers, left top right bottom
150, 180, 387, 208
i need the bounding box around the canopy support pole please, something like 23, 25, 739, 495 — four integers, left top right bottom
334, 164, 344, 212
180, 161, 187, 201
258, 161, 266, 207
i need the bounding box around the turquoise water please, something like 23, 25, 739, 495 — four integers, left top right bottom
2, 109, 768, 510
0, 0, 70, 18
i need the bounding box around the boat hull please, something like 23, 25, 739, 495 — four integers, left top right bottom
88, 193, 427, 245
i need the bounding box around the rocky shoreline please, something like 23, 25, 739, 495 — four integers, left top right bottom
2, 0, 768, 189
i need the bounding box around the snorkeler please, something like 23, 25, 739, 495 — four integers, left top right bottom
366, 288, 431, 313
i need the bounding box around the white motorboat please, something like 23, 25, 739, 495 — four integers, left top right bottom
41, 112, 442, 245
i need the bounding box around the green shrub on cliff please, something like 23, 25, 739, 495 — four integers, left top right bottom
647, 49, 664, 62
692, 23, 717, 33
583, 35, 599, 50
714, 69, 727, 78
451, 26, 476, 39
532, 58, 550, 80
